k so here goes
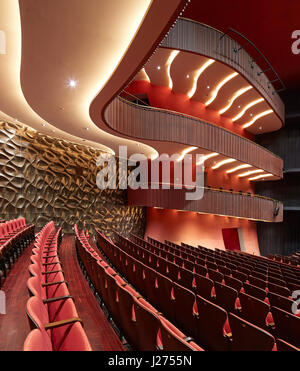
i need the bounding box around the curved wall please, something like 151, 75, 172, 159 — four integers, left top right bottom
0, 121, 145, 237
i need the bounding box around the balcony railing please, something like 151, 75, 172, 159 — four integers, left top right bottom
105, 97, 283, 178
160, 18, 284, 122
128, 185, 283, 223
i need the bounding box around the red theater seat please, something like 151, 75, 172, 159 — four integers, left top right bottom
228, 313, 275, 351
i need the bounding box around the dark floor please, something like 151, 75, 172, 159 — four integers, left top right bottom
0, 234, 125, 351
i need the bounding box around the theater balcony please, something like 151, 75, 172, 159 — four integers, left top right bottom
128, 186, 283, 223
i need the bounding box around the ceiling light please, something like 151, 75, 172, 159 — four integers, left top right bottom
205, 72, 239, 107
186, 74, 190, 78
226, 164, 252, 174
212, 158, 236, 170
187, 59, 215, 99
219, 86, 252, 115
249, 174, 273, 181
196, 152, 219, 165
42, 123, 46, 127
238, 169, 264, 178
84, 127, 90, 130
157, 66, 161, 70
68, 79, 77, 88
243, 110, 273, 129
167, 50, 180, 90
232, 98, 264, 122
177, 146, 197, 162
259, 126, 263, 130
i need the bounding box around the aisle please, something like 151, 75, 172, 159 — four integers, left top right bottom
59, 235, 125, 351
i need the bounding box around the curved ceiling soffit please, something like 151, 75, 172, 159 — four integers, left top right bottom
0, 0, 113, 153
18, 0, 188, 159
105, 97, 283, 179
89, 0, 189, 153
160, 18, 285, 123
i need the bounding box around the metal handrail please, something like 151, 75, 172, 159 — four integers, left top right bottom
219, 28, 286, 93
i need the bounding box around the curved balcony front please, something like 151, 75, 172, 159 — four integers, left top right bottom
105, 97, 283, 178
128, 186, 283, 223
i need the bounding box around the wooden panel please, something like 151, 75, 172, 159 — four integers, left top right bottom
105, 97, 283, 177
128, 187, 283, 223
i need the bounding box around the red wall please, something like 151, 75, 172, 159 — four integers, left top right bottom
145, 207, 260, 255
125, 81, 254, 140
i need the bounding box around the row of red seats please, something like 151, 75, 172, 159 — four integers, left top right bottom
0, 217, 35, 287
148, 236, 300, 291
160, 236, 300, 280
105, 232, 299, 350
131, 234, 298, 300
75, 225, 203, 351
268, 252, 300, 267
23, 222, 92, 351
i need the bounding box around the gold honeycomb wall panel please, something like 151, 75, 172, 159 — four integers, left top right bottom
0, 121, 145, 238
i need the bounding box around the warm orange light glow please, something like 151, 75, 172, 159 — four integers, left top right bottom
205, 72, 238, 107
238, 169, 264, 178
249, 174, 273, 181
167, 50, 180, 90
177, 146, 197, 162
243, 110, 273, 129
232, 98, 264, 122
196, 152, 219, 165
187, 59, 215, 99
212, 158, 236, 170
142, 68, 150, 82
226, 164, 252, 174
219, 86, 252, 114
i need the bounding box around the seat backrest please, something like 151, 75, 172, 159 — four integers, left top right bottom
159, 317, 203, 351
224, 275, 243, 292
208, 268, 224, 283
195, 295, 229, 351
239, 291, 270, 330
173, 283, 197, 337
243, 282, 267, 301
268, 291, 295, 313
26, 296, 50, 330
228, 312, 275, 351
268, 282, 290, 298
194, 274, 214, 300
271, 306, 300, 348
133, 298, 161, 351
214, 281, 238, 312
23, 329, 53, 351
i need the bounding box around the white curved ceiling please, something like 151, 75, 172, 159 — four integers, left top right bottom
0, 0, 161, 157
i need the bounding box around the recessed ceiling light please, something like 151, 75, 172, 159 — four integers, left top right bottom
186, 74, 190, 78
84, 127, 89, 131
42, 123, 46, 127
157, 66, 161, 70
238, 105, 241, 109
250, 113, 253, 117
259, 126, 263, 130
68, 79, 77, 88
207, 85, 210, 89
51, 129, 55, 133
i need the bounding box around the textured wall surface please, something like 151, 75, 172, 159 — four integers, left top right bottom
0, 121, 146, 237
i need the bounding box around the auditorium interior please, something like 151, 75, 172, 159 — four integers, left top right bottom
0, 0, 299, 352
